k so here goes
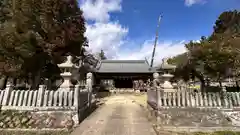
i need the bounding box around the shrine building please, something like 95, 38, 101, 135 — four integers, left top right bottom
92, 59, 175, 89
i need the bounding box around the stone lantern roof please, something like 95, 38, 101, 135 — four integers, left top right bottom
58, 56, 74, 68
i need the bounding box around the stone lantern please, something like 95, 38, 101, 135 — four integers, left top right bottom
161, 73, 176, 92
156, 58, 177, 92
58, 56, 73, 91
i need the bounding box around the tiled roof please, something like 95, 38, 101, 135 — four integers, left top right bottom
96, 60, 156, 73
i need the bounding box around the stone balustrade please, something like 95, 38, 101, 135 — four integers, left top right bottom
147, 90, 240, 108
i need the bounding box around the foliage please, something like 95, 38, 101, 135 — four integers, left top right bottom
99, 49, 107, 60
168, 10, 240, 85
167, 52, 188, 66
0, 0, 88, 87
213, 10, 240, 34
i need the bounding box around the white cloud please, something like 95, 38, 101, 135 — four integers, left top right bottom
81, 0, 128, 59
85, 22, 128, 58
80, 0, 122, 22
184, 0, 206, 6
80, 0, 187, 66
115, 40, 187, 66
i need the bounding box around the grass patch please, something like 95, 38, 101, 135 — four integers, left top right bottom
0, 130, 71, 135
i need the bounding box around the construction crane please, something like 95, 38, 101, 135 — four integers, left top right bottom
150, 15, 163, 68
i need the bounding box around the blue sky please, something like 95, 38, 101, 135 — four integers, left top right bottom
79, 0, 240, 65
112, 0, 240, 41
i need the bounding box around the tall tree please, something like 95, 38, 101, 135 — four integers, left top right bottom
0, 0, 88, 88
168, 10, 240, 88
213, 10, 240, 34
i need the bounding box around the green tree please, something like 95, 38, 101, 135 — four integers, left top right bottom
213, 10, 240, 34
167, 53, 188, 66
0, 0, 88, 88
168, 10, 240, 88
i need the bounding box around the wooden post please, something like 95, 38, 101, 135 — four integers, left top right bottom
2, 83, 14, 106
37, 85, 45, 107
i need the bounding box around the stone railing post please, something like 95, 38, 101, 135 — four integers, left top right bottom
86, 72, 93, 107
221, 86, 229, 108
2, 83, 14, 106
74, 85, 80, 110
156, 87, 162, 108
37, 85, 45, 107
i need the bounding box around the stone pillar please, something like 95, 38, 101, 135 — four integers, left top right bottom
86, 72, 93, 107
2, 82, 14, 106
37, 85, 46, 107
151, 72, 162, 129
74, 84, 80, 109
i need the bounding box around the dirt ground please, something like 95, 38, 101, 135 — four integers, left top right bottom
71, 95, 156, 135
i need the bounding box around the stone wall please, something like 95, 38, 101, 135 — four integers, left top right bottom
157, 108, 232, 127
0, 110, 78, 129
146, 104, 240, 131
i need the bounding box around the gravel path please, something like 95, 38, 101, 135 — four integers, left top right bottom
71, 95, 156, 135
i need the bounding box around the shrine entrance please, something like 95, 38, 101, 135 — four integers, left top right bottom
114, 78, 133, 88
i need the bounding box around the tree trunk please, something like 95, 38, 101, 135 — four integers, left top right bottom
236, 81, 239, 91
192, 69, 205, 91
33, 71, 41, 89
217, 75, 223, 89
0, 76, 7, 89
219, 81, 222, 88
27, 73, 34, 89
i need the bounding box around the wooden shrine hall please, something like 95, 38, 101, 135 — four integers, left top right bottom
93, 60, 157, 89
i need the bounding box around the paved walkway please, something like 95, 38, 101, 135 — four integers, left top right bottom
71, 95, 156, 135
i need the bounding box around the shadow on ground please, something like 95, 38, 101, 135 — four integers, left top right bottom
78, 100, 105, 124
96, 92, 112, 99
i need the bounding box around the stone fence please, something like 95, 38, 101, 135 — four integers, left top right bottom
147, 88, 240, 132
146, 72, 240, 131
0, 72, 95, 129
147, 88, 240, 108
0, 84, 89, 110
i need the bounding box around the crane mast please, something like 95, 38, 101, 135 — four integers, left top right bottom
150, 15, 162, 68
